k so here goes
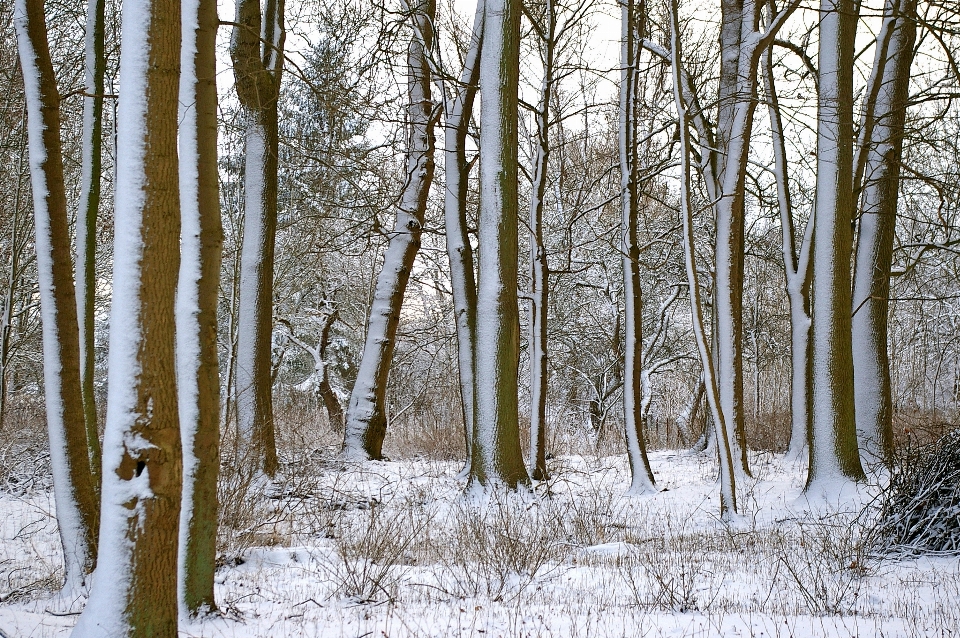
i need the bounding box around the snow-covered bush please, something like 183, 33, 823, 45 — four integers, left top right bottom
875, 428, 960, 556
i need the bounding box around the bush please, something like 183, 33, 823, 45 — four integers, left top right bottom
875, 428, 960, 556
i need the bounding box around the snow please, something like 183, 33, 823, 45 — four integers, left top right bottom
3, 450, 960, 636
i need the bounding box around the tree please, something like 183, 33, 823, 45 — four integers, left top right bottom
439, 0, 483, 467
343, 0, 437, 460
620, 0, 655, 493
806, 0, 866, 489
76, 0, 105, 494
13, 0, 99, 592
470, 0, 529, 488
761, 1, 813, 460
70, 0, 183, 629
851, 0, 917, 468
177, 0, 222, 614
669, 0, 737, 518
230, 0, 284, 477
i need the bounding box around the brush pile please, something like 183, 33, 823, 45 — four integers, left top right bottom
876, 428, 960, 556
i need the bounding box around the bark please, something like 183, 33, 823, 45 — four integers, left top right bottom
761, 3, 813, 461
470, 0, 530, 489
343, 0, 436, 460
669, 0, 738, 518
14, 0, 99, 589
231, 0, 284, 477
70, 0, 183, 627
621, 0, 655, 494
177, 0, 222, 615
527, 0, 554, 482
807, 0, 866, 489
851, 0, 916, 469
76, 0, 105, 495
441, 1, 483, 468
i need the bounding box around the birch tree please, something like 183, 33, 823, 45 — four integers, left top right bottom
343, 0, 437, 460
470, 0, 530, 488
70, 0, 183, 629
807, 0, 866, 488
851, 0, 917, 468
231, 0, 284, 477
13, 0, 99, 592
177, 0, 221, 614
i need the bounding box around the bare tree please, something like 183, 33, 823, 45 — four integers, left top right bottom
344, 0, 438, 460
231, 0, 284, 476
470, 0, 530, 488
177, 0, 222, 614
13, 0, 99, 592
71, 0, 183, 629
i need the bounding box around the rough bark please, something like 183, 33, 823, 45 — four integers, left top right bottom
851, 0, 916, 469
14, 0, 99, 590
70, 0, 183, 628
177, 0, 222, 615
807, 0, 866, 489
343, 0, 436, 460
231, 0, 284, 477
470, 0, 530, 489
621, 0, 655, 494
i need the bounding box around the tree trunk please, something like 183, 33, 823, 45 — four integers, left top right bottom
70, 0, 183, 628
621, 0, 655, 494
231, 0, 284, 477
527, 0, 554, 482
343, 0, 436, 460
14, 0, 99, 591
669, 0, 738, 518
470, 0, 530, 489
177, 0, 222, 615
807, 0, 866, 489
851, 0, 915, 469
76, 0, 105, 495
761, 9, 813, 461
442, 1, 483, 469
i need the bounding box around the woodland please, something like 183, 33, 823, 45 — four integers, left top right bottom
1, 0, 960, 635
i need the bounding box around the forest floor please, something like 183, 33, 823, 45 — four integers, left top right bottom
1, 448, 959, 637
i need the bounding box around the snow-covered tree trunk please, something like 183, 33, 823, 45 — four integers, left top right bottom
76, 0, 105, 495
526, 0, 554, 482
620, 0, 655, 494
669, 0, 738, 518
441, 3, 482, 466
344, 0, 436, 460
231, 0, 284, 477
807, 0, 866, 489
851, 0, 916, 469
14, 0, 99, 592
70, 0, 183, 628
470, 0, 529, 489
177, 0, 222, 615
712, 0, 751, 478
761, 15, 813, 461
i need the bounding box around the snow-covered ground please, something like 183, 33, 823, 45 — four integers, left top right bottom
2, 450, 959, 637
